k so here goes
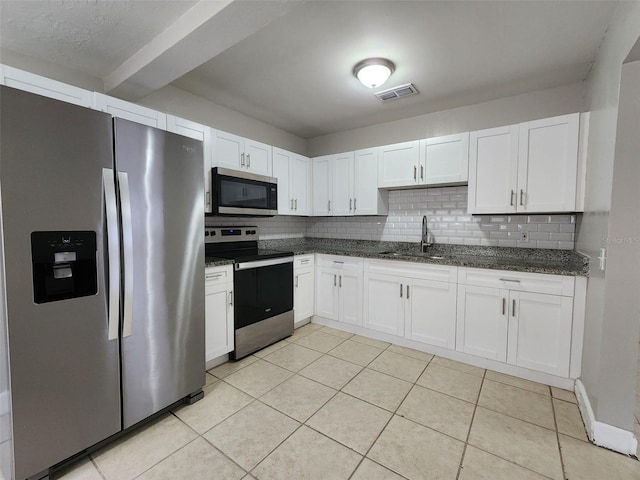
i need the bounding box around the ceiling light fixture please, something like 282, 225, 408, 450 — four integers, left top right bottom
353, 58, 395, 89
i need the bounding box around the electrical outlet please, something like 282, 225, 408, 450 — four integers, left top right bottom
598, 248, 606, 270
520, 232, 529, 243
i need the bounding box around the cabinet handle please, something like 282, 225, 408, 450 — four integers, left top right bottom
406, 285, 410, 299
334, 274, 337, 287
349, 198, 353, 211
400, 283, 403, 298
241, 152, 245, 166
520, 189, 524, 206
333, 260, 344, 264
502, 298, 506, 315
339, 275, 342, 288
295, 198, 298, 210
206, 273, 224, 280
499, 278, 521, 283
295, 275, 299, 288
354, 198, 357, 211
328, 200, 331, 212
510, 190, 515, 206
247, 153, 251, 168
229, 291, 233, 306
301, 259, 310, 264
206, 191, 210, 208
413, 165, 417, 180
512, 299, 516, 317
420, 165, 424, 180
291, 199, 294, 209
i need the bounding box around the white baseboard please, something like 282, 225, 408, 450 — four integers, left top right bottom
575, 379, 638, 455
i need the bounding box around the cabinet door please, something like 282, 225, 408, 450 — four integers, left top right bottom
2, 65, 93, 107
507, 291, 573, 376
517, 113, 579, 213
456, 285, 508, 361
363, 273, 404, 336
468, 125, 519, 214
245, 138, 272, 176
378, 141, 420, 188
295, 268, 315, 323
273, 148, 292, 214
213, 129, 243, 170
312, 156, 332, 215
315, 268, 339, 320
338, 271, 362, 326
331, 152, 354, 216
166, 116, 212, 212
407, 279, 457, 349
93, 93, 167, 129
421, 132, 470, 185
205, 282, 233, 361
291, 154, 312, 215
354, 147, 386, 215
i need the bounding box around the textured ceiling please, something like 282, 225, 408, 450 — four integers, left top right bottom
0, 0, 196, 77
0, 1, 619, 139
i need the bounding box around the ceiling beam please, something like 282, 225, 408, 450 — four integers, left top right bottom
104, 0, 301, 100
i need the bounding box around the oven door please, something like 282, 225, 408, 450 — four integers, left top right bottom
212, 167, 278, 216
233, 257, 294, 329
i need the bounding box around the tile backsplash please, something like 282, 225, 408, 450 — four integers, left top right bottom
206, 186, 577, 250
306, 186, 576, 250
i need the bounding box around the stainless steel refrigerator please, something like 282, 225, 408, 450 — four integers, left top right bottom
0, 86, 205, 480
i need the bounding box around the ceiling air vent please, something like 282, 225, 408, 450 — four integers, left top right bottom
374, 83, 419, 102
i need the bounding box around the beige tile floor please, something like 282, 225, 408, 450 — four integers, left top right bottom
54, 323, 640, 480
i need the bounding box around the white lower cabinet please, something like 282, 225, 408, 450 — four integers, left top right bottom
363, 260, 457, 346
294, 255, 315, 324
456, 268, 574, 377
205, 266, 234, 363
315, 255, 363, 326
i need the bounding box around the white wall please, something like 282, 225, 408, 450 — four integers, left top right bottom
139, 85, 308, 155
307, 83, 583, 156
577, 0, 640, 432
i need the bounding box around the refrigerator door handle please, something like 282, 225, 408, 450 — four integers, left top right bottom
118, 171, 134, 338
103, 168, 120, 341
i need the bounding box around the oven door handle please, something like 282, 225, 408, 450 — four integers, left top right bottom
235, 256, 294, 270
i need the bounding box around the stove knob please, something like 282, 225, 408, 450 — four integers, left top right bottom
204, 231, 210, 236
251, 230, 257, 235
245, 230, 251, 235
211, 231, 216, 236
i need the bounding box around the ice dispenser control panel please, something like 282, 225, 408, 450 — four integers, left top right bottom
31, 231, 98, 304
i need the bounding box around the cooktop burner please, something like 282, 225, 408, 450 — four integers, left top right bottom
204, 226, 293, 262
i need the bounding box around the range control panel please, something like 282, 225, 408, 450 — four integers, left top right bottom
205, 226, 259, 243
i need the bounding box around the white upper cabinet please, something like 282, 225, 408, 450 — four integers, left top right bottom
468, 113, 580, 214
1, 65, 93, 107
273, 147, 312, 216
420, 132, 470, 185
312, 150, 387, 216
93, 93, 167, 129
378, 140, 421, 188
517, 114, 579, 213
312, 156, 331, 215
468, 125, 519, 214
354, 148, 388, 215
212, 129, 272, 176
167, 115, 212, 213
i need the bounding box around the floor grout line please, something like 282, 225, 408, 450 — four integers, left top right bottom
455, 365, 486, 480
550, 387, 569, 480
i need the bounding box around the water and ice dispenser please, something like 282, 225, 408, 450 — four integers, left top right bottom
31, 231, 98, 303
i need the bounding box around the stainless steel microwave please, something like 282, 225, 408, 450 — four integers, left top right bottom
210, 167, 278, 216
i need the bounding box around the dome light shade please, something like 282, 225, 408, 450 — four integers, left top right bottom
353, 58, 395, 89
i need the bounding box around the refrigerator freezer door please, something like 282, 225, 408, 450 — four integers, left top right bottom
114, 119, 205, 428
0, 86, 121, 480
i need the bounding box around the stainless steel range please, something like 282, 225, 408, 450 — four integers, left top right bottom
205, 227, 294, 359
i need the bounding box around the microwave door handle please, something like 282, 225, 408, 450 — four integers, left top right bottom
103, 168, 120, 341
118, 171, 134, 338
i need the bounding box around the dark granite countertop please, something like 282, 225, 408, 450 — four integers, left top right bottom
259, 238, 589, 276
205, 257, 234, 268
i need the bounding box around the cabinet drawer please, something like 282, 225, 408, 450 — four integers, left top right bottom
458, 267, 574, 296
205, 265, 232, 285
317, 254, 363, 271
294, 254, 315, 269
365, 259, 457, 283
